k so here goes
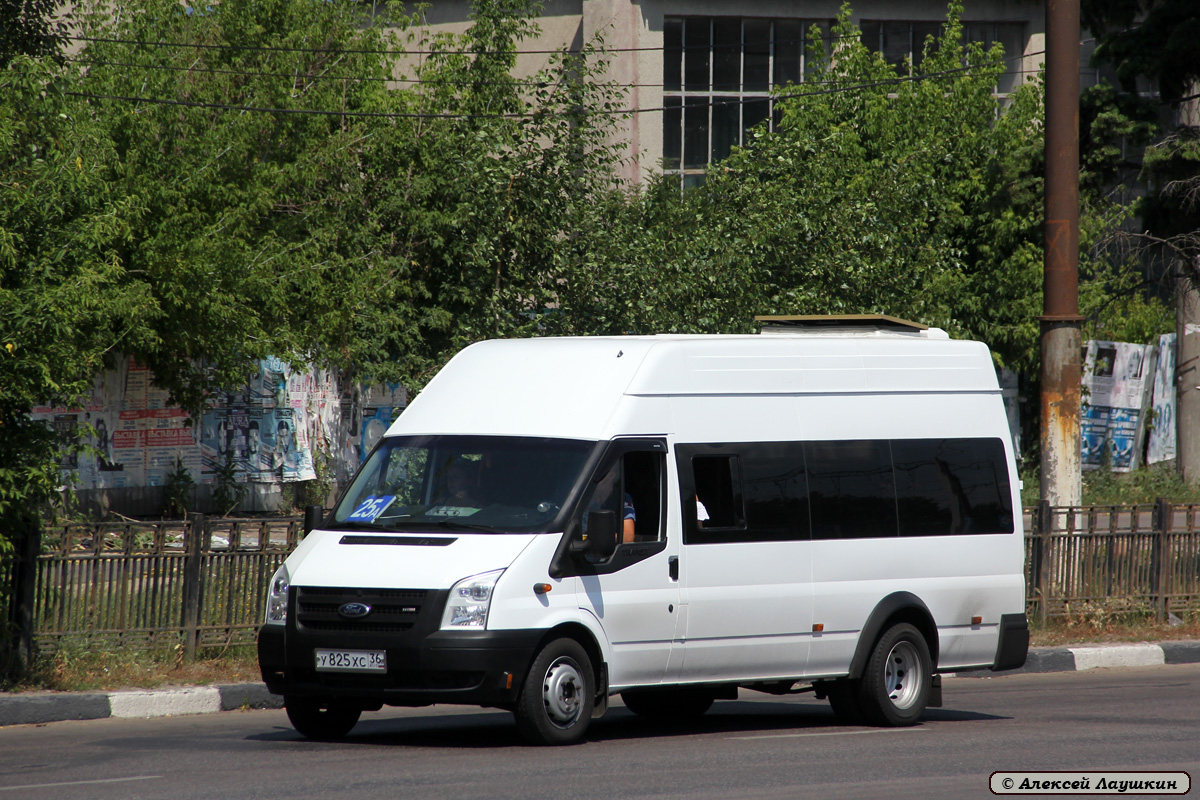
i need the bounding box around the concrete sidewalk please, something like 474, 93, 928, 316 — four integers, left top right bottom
2, 641, 1199, 728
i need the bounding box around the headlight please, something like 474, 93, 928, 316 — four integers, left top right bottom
440, 569, 504, 630
265, 564, 290, 625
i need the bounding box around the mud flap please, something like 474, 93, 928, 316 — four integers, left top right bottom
592, 661, 609, 718
928, 674, 943, 708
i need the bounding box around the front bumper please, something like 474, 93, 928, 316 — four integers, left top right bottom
257, 623, 544, 708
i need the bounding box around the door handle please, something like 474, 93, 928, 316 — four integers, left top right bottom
668, 555, 679, 581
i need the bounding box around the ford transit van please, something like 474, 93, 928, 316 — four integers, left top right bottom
258, 319, 1029, 744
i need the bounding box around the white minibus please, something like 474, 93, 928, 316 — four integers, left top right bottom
258, 318, 1029, 745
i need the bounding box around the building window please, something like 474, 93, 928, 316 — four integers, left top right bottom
663, 17, 831, 188
859, 20, 1027, 95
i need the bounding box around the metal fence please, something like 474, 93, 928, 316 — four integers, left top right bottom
27, 515, 302, 654
7, 502, 1200, 656
1025, 500, 1200, 622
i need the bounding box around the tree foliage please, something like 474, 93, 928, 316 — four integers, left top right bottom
1, 53, 149, 542
563, 2, 1141, 372
0, 0, 69, 68
1, 0, 1155, 542
1, 0, 628, 530
67, 0, 628, 395
1084, 0, 1200, 274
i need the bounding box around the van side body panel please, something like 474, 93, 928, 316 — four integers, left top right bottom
661, 358, 1024, 682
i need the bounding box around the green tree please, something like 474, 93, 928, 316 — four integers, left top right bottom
1, 54, 151, 540
0, 0, 68, 68
570, 2, 1142, 373
69, 0, 628, 394
1083, 0, 1200, 273
2, 0, 633, 543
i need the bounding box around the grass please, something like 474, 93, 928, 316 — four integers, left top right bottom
1082, 463, 1200, 506
1031, 607, 1200, 647
2, 643, 261, 693
1021, 462, 1200, 507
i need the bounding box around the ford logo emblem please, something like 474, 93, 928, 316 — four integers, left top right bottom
338, 602, 371, 619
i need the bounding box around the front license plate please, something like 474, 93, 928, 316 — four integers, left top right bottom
315, 649, 387, 672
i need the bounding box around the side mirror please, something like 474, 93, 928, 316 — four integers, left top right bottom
583, 510, 618, 561
303, 504, 324, 535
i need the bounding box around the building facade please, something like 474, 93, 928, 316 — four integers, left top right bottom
407, 0, 1050, 184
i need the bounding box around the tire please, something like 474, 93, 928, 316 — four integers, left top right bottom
514, 638, 595, 745
856, 623, 932, 727
620, 687, 715, 718
284, 696, 362, 740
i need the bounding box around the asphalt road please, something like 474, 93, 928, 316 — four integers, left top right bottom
2, 665, 1197, 800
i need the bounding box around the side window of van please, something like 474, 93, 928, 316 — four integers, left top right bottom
678, 438, 1012, 544
580, 449, 664, 544
806, 440, 898, 540
692, 455, 745, 530
682, 444, 808, 543
622, 450, 664, 543
892, 438, 1014, 535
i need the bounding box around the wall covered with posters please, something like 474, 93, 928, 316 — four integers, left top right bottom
29, 356, 406, 514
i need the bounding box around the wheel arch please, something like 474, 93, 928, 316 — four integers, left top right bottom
846, 592, 939, 680
532, 621, 607, 690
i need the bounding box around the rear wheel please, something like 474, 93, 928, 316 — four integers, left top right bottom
621, 687, 715, 717
857, 623, 932, 726
284, 696, 362, 740
514, 638, 595, 745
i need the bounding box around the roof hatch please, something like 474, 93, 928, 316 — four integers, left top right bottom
754, 314, 943, 338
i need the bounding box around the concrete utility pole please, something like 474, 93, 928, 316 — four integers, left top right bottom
1178, 266, 1200, 482
1039, 0, 1083, 507
1176, 92, 1200, 483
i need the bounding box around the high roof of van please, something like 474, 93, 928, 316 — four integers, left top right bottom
386, 333, 999, 440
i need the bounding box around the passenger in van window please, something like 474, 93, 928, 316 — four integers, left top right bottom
585, 468, 636, 543
696, 495, 709, 527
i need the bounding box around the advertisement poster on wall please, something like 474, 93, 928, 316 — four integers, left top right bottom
1082, 340, 1156, 472
1146, 333, 1177, 465
31, 355, 403, 502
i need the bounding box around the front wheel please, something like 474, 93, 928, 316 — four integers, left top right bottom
514, 638, 595, 745
284, 696, 362, 740
857, 623, 932, 726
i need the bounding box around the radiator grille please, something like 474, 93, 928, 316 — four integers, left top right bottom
295, 586, 431, 634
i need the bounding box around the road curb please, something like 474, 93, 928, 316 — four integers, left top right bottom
0, 682, 282, 727
956, 640, 1200, 677
2, 642, 1198, 727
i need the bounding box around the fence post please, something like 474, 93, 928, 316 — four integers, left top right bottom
183, 512, 205, 661
1152, 497, 1170, 623
1037, 500, 1052, 625
9, 514, 41, 674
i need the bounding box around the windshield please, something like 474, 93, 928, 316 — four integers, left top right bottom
329, 435, 596, 533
